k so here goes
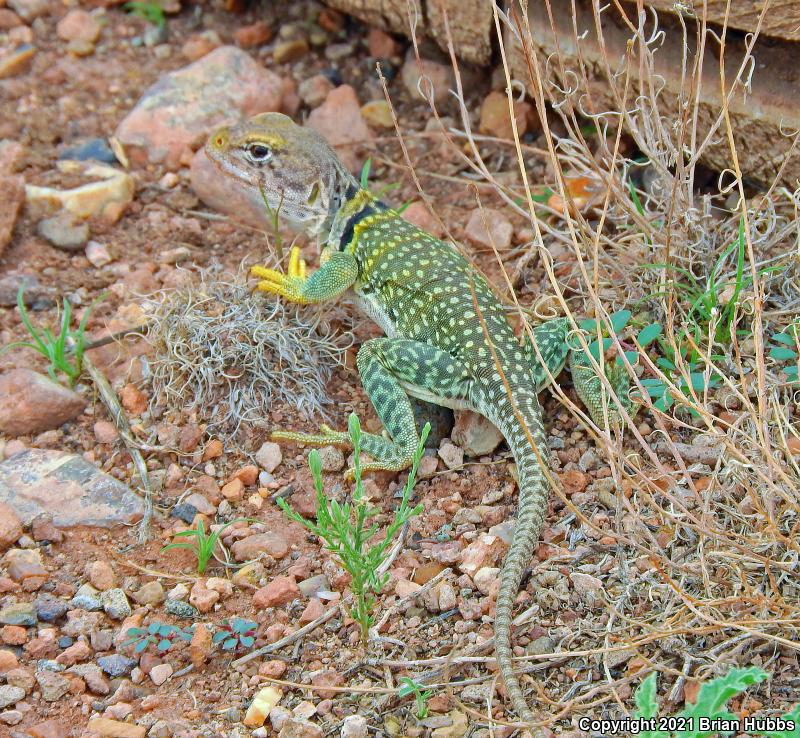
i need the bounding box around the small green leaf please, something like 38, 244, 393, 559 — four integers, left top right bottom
223, 638, 237, 650
135, 640, 149, 653
212, 631, 227, 644
637, 322, 662, 347
609, 309, 631, 334
634, 672, 658, 718
240, 635, 255, 648
772, 332, 795, 346
770, 346, 798, 361
157, 639, 171, 652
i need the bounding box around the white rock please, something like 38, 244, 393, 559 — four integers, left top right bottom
256, 441, 282, 473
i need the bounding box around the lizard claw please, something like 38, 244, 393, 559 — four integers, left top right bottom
250, 247, 310, 304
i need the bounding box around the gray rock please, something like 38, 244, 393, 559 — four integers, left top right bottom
70, 584, 103, 611
0, 449, 144, 527
35, 670, 70, 701
68, 663, 110, 695
0, 685, 25, 709
0, 273, 54, 308
0, 602, 37, 626
36, 211, 90, 250
36, 659, 64, 672
34, 593, 68, 622
97, 654, 137, 677
578, 448, 602, 472
164, 599, 198, 619
100, 588, 131, 620
59, 138, 118, 164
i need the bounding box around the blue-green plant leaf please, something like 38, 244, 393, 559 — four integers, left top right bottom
637, 322, 663, 347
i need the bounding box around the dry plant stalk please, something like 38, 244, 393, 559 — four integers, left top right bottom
385, 0, 800, 727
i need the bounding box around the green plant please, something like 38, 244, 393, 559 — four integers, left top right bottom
768, 325, 799, 384
633, 667, 800, 738
278, 413, 428, 646
124, 1, 165, 28
122, 622, 193, 654
161, 518, 244, 575
359, 158, 411, 212
2, 286, 104, 387
398, 677, 433, 719
213, 617, 257, 652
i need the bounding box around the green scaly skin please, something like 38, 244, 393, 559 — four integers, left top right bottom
205, 113, 629, 725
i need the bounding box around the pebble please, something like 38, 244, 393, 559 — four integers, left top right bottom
0, 685, 24, 708
0, 502, 22, 551
56, 9, 101, 43
164, 599, 198, 619
0, 709, 22, 725
132, 580, 164, 606
0, 602, 36, 627
464, 207, 513, 251
71, 584, 103, 611
253, 576, 300, 608
0, 649, 18, 672
578, 448, 602, 472
255, 441, 282, 472
341, 714, 368, 738
234, 20, 272, 48
458, 534, 506, 577
100, 589, 131, 620
307, 85, 374, 172
188, 580, 219, 613
1, 625, 26, 645
55, 640, 91, 667
570, 572, 603, 596
5, 547, 47, 587
34, 594, 68, 622
86, 560, 117, 591
27, 718, 68, 737
183, 493, 216, 515
7, 0, 49, 22
400, 51, 454, 103
278, 717, 323, 738
298, 74, 334, 108
189, 623, 211, 668
97, 654, 137, 678
451, 410, 504, 456
360, 100, 393, 129
114, 46, 284, 169
243, 686, 282, 727
317, 445, 345, 472
297, 574, 330, 598
273, 38, 309, 64
59, 138, 118, 164
479, 90, 536, 140
36, 669, 69, 701
437, 441, 463, 470
149, 662, 172, 686
69, 664, 108, 695
87, 717, 146, 738
231, 531, 289, 561
0, 369, 86, 436
367, 28, 401, 58
92, 420, 119, 445
0, 175, 25, 257
181, 31, 220, 61
0, 43, 35, 80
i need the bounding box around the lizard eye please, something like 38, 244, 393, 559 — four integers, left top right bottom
245, 143, 272, 163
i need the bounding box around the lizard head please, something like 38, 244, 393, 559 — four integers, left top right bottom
205, 112, 358, 238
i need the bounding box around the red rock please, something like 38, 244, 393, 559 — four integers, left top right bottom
26, 719, 68, 738
119, 384, 148, 415
56, 9, 101, 43
298, 74, 334, 109
458, 534, 507, 577
202, 438, 223, 460
479, 90, 536, 140
306, 85, 373, 172
231, 532, 289, 562
298, 597, 323, 624
1, 625, 27, 645
253, 576, 299, 608
85, 560, 116, 591
310, 669, 344, 699
5, 548, 47, 583
221, 477, 244, 501
178, 422, 202, 453
0, 502, 22, 551
400, 51, 454, 104
231, 464, 259, 486
86, 718, 146, 738
233, 20, 272, 48
317, 7, 344, 32
0, 369, 85, 436
401, 201, 444, 238
0, 9, 22, 29
258, 659, 287, 678
114, 46, 284, 169
464, 207, 513, 251
56, 640, 92, 666
452, 410, 504, 456
93, 420, 119, 444
0, 648, 18, 673
25, 635, 57, 659
367, 27, 400, 58
181, 32, 220, 62
31, 514, 63, 543
559, 469, 590, 495
189, 622, 212, 669
189, 579, 219, 613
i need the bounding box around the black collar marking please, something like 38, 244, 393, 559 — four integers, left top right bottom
338, 199, 388, 251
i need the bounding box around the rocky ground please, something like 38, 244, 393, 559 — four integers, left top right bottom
1, 1, 798, 738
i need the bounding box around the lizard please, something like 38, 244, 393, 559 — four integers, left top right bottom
205, 112, 631, 725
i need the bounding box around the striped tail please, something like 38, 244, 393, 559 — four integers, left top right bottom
484, 390, 551, 726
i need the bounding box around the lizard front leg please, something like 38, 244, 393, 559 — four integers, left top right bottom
251, 246, 358, 304
273, 338, 472, 478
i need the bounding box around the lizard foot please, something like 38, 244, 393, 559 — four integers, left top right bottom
271, 423, 351, 448
251, 246, 311, 304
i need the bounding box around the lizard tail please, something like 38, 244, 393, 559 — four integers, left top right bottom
489, 393, 551, 726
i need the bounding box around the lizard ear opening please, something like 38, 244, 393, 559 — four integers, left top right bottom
307, 181, 321, 206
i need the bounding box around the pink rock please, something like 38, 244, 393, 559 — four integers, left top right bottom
114, 46, 284, 169
231, 532, 290, 562
93, 420, 119, 445
189, 148, 271, 230
298, 74, 334, 109
0, 502, 22, 551
0, 369, 85, 436
458, 534, 507, 577
306, 85, 373, 172
221, 478, 244, 501
0, 9, 23, 29
55, 640, 92, 667
5, 548, 47, 583
25, 719, 68, 738
253, 576, 299, 608
233, 20, 272, 48
181, 32, 221, 62
298, 597, 323, 624
452, 410, 504, 456
0, 175, 24, 257
189, 580, 220, 613
85, 560, 116, 591
401, 201, 444, 238
56, 10, 101, 43
0, 649, 18, 674
367, 27, 400, 58
310, 669, 343, 699
464, 207, 513, 251
400, 52, 454, 104
149, 663, 173, 686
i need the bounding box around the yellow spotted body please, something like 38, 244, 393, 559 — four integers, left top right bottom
205, 113, 625, 726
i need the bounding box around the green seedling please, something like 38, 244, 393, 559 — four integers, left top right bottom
213, 617, 258, 652
279, 413, 428, 647
124, 1, 165, 28
2, 286, 105, 387
161, 518, 244, 575
122, 622, 193, 654
398, 677, 433, 719
633, 667, 800, 738
768, 325, 799, 384
359, 158, 411, 212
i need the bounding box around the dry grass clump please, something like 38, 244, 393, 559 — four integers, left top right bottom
142, 267, 351, 437
387, 0, 800, 727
